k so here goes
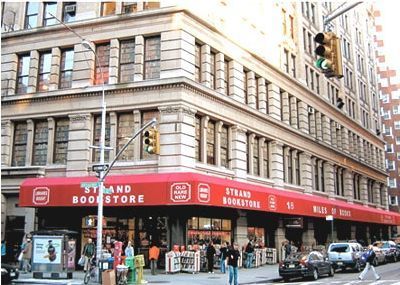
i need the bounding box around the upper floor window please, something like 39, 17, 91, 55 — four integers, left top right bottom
17, 55, 30, 94
117, 113, 135, 161
291, 54, 296, 78
143, 1, 160, 10
25, 2, 39, 29
353, 174, 361, 200
283, 49, 289, 73
44, 2, 57, 26
60, 49, 74, 89
119, 39, 135, 83
210, 51, 216, 89
282, 9, 287, 35
195, 43, 202, 83
12, 122, 28, 166
220, 125, 229, 168
393, 104, 400, 115
122, 2, 138, 14
144, 36, 160, 79
195, 116, 201, 162
63, 2, 76, 22
93, 114, 110, 162
289, 15, 294, 39
224, 59, 229, 95
32, 120, 48, 166
54, 118, 69, 164
252, 137, 260, 176
38, 51, 52, 91
207, 120, 216, 165
95, 43, 110, 85
101, 2, 116, 16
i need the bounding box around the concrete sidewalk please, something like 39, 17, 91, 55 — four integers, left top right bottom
14, 265, 281, 284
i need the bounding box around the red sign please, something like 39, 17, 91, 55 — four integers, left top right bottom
170, 182, 191, 202
19, 172, 400, 225
33, 187, 50, 205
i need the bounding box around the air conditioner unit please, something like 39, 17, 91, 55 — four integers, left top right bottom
65, 4, 76, 13
307, 106, 314, 114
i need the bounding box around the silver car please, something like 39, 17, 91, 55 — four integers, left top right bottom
327, 242, 364, 272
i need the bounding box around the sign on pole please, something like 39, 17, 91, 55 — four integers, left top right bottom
326, 215, 334, 221
80, 182, 100, 188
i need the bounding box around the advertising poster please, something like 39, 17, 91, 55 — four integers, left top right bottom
33, 237, 62, 264
67, 239, 76, 269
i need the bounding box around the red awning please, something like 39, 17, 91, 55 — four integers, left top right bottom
19, 172, 400, 225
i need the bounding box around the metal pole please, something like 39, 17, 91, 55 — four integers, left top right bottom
323, 2, 363, 27
331, 219, 334, 243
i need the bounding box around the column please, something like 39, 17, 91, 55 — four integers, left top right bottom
158, 105, 197, 172
259, 137, 266, 178
343, 169, 353, 201
258, 78, 267, 114
275, 219, 286, 262
72, 43, 95, 88
247, 71, 257, 109
336, 127, 342, 150
283, 146, 290, 183
160, 30, 195, 80
134, 35, 144, 81
298, 101, 309, 134
46, 118, 55, 164
200, 44, 211, 88
281, 92, 290, 125
215, 53, 225, 94
300, 152, 312, 193
1, 53, 18, 96
302, 219, 315, 248
324, 162, 335, 197
372, 182, 380, 206
371, 146, 377, 168
289, 96, 298, 128
358, 137, 364, 162
234, 211, 248, 248
270, 141, 284, 186
230, 125, 247, 179
26, 119, 34, 166
109, 112, 117, 160
341, 127, 349, 153
268, 83, 281, 120
291, 149, 298, 184
1, 120, 12, 166
27, 50, 39, 93
248, 133, 255, 175
49, 47, 61, 91
315, 111, 322, 141
108, 39, 120, 84
381, 185, 389, 210
229, 61, 245, 104
359, 176, 368, 204
66, 114, 92, 176
322, 115, 331, 144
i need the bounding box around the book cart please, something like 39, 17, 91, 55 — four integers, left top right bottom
180, 251, 200, 274
165, 251, 181, 274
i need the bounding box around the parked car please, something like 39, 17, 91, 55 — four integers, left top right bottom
370, 245, 387, 266
327, 242, 364, 272
1, 263, 19, 284
373, 241, 398, 262
279, 251, 334, 281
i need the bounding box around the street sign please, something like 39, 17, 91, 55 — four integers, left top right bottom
103, 188, 112, 194
80, 182, 100, 188
92, 164, 109, 172
326, 215, 334, 221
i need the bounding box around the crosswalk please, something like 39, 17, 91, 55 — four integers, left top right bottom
246, 280, 400, 285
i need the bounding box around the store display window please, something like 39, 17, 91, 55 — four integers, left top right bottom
247, 227, 265, 246
187, 217, 231, 245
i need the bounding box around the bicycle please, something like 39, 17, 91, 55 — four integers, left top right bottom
84, 258, 97, 284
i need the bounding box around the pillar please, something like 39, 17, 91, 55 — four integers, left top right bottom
229, 61, 245, 104
281, 92, 290, 125
235, 211, 248, 248
109, 39, 120, 84
315, 111, 322, 141
1, 53, 17, 96
134, 35, 144, 81
343, 169, 353, 201
324, 162, 335, 197
300, 152, 312, 193
270, 141, 284, 186
298, 101, 308, 133
49, 47, 61, 91
230, 125, 247, 179
289, 95, 298, 128
268, 83, 281, 120
1, 120, 12, 166
322, 115, 331, 144
200, 44, 211, 88
26, 119, 34, 166
72, 43, 95, 88
258, 78, 267, 114
247, 71, 257, 109
27, 50, 39, 93
46, 118, 55, 164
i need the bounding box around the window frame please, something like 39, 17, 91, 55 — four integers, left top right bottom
144, 36, 161, 80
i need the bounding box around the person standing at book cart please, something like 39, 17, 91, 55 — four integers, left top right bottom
220, 242, 229, 274
149, 242, 160, 275
226, 242, 240, 285
81, 238, 95, 273
245, 240, 254, 268
206, 240, 216, 273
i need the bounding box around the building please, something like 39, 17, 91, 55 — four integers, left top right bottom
374, 6, 400, 236
2, 1, 399, 263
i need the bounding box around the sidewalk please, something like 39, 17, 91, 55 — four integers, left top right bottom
14, 265, 281, 285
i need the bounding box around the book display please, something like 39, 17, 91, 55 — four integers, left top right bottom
165, 251, 181, 273
180, 251, 200, 273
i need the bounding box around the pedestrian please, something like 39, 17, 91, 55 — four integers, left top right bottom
359, 245, 381, 281
220, 242, 229, 274
125, 240, 134, 257
245, 240, 254, 268
21, 238, 32, 273
81, 238, 95, 273
284, 240, 291, 258
206, 240, 216, 273
226, 242, 240, 285
1, 240, 6, 262
149, 242, 160, 275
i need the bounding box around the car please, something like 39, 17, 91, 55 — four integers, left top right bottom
1, 263, 19, 284
370, 246, 386, 266
279, 251, 334, 281
327, 242, 364, 272
373, 241, 398, 262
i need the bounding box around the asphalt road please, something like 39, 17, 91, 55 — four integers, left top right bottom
245, 261, 400, 285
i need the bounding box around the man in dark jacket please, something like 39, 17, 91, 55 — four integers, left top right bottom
358, 245, 380, 281
206, 241, 216, 273
245, 241, 254, 268
220, 242, 229, 273
226, 242, 240, 285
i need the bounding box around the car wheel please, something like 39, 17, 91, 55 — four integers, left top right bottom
328, 266, 335, 277
373, 258, 378, 267
354, 261, 361, 272
312, 269, 319, 280
283, 277, 290, 282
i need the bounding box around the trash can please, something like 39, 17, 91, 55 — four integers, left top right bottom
125, 257, 136, 283
116, 264, 129, 285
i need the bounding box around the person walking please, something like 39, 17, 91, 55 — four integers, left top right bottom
284, 240, 291, 258
21, 238, 32, 273
206, 240, 216, 273
149, 242, 160, 275
226, 242, 240, 285
220, 242, 229, 274
359, 245, 381, 281
81, 238, 95, 273
245, 240, 254, 268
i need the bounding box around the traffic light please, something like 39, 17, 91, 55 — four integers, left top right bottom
143, 126, 159, 154
314, 32, 343, 79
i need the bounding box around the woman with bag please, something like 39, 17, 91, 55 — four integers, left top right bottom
21, 238, 32, 273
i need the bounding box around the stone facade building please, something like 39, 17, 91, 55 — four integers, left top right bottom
2, 1, 399, 262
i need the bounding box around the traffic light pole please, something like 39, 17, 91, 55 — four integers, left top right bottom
323, 2, 363, 31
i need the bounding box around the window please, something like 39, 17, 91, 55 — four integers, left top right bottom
397, 152, 400, 160
95, 43, 110, 85
313, 158, 325, 192
291, 54, 296, 78
93, 114, 110, 162
223, 60, 229, 95
367, 179, 374, 203
143, 2, 160, 10
63, 2, 76, 22
283, 49, 289, 73
353, 174, 361, 200
33, 121, 48, 166
54, 118, 69, 164
101, 2, 116, 16
144, 36, 161, 79
282, 9, 287, 35
289, 15, 294, 39
396, 136, 400, 145
122, 2, 137, 13
60, 49, 74, 89
117, 113, 134, 161
386, 144, 394, 153
12, 122, 27, 166
389, 196, 398, 206
393, 105, 400, 115
243, 69, 248, 104
44, 2, 57, 26
220, 125, 229, 168
17, 55, 30, 94
386, 160, 395, 171
195, 115, 201, 162
195, 43, 201, 83
207, 120, 216, 165
25, 2, 39, 29
38, 51, 52, 91
252, 138, 259, 176
210, 51, 216, 89
119, 39, 135, 83
141, 110, 160, 159
394, 121, 400, 130
334, 166, 344, 196
388, 178, 397, 188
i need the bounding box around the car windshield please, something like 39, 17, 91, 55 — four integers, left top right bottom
330, 244, 350, 252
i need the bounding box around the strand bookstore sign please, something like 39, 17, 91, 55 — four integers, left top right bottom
20, 172, 400, 226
